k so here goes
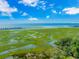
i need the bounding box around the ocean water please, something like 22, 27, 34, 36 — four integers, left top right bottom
13, 23, 79, 28
0, 23, 79, 30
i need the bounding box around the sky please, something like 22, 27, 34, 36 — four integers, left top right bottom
0, 0, 79, 25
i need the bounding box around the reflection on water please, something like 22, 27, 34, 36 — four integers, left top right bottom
0, 44, 36, 56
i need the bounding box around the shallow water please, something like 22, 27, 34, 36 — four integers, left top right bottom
0, 44, 36, 56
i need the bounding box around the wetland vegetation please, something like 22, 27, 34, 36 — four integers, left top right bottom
0, 28, 79, 59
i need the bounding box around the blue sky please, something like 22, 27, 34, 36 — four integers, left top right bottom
0, 0, 79, 25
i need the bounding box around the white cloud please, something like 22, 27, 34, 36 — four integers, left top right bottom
0, 0, 17, 16
52, 10, 57, 14
37, 1, 47, 10
18, 0, 39, 7
46, 16, 50, 19
22, 12, 28, 16
59, 12, 62, 14
19, 0, 54, 11
63, 7, 79, 15
28, 18, 38, 21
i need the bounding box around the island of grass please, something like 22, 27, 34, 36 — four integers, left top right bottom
0, 28, 79, 59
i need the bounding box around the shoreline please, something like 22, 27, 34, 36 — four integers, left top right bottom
0, 26, 79, 30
